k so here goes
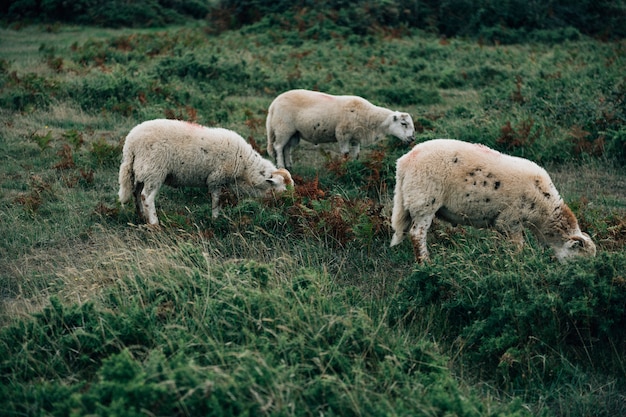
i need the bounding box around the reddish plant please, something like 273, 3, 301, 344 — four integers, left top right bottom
496, 119, 539, 150
54, 143, 75, 170
164, 106, 198, 122
244, 109, 264, 134
568, 125, 605, 157
14, 175, 51, 213
247, 135, 263, 155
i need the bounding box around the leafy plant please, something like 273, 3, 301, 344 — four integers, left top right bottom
0, 71, 57, 111
90, 137, 121, 168
31, 129, 54, 150
496, 118, 541, 152
53, 143, 75, 169
62, 129, 84, 150
13, 174, 55, 213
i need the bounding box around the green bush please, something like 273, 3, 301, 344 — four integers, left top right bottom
154, 52, 255, 92
0, 72, 58, 111
210, 0, 626, 40
4, 0, 205, 27
90, 137, 122, 168
390, 251, 626, 399
68, 70, 146, 115
376, 85, 442, 106
4, 0, 625, 39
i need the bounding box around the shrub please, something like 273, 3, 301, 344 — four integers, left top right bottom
376, 85, 441, 106
154, 52, 254, 87
68, 70, 145, 115
0, 71, 58, 111
5, 0, 201, 28
4, 0, 625, 39
604, 128, 626, 163
31, 130, 54, 150
90, 137, 122, 168
390, 251, 626, 398
208, 0, 626, 40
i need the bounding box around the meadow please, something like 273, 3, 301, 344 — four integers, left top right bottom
1, 18, 625, 416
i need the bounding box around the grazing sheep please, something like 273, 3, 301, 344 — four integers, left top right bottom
266, 89, 415, 169
118, 119, 293, 225
390, 139, 596, 263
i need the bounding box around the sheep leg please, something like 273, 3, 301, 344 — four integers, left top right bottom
133, 181, 145, 220
348, 142, 360, 160
495, 214, 525, 252
506, 230, 525, 252
409, 216, 433, 263
338, 140, 351, 159
140, 183, 160, 225
337, 140, 360, 160
273, 133, 299, 170
211, 188, 221, 218
284, 135, 300, 170
273, 142, 286, 169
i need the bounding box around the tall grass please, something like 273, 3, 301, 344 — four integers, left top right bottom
0, 22, 625, 416
1, 227, 530, 416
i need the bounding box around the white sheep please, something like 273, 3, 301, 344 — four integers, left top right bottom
390, 139, 596, 263
266, 89, 415, 169
118, 119, 293, 225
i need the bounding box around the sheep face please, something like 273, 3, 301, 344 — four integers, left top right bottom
387, 112, 415, 143
265, 168, 293, 194
552, 233, 597, 262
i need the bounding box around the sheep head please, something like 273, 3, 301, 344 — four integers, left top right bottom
266, 168, 293, 192
387, 112, 415, 143
552, 233, 597, 262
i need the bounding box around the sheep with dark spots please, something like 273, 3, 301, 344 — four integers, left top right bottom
118, 119, 293, 225
390, 139, 596, 263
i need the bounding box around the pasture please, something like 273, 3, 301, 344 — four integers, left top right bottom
1, 21, 625, 416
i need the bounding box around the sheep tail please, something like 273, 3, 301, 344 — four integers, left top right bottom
118, 149, 134, 204
390, 167, 410, 247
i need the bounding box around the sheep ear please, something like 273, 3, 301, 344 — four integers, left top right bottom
568, 235, 585, 248
266, 176, 284, 186
272, 169, 293, 187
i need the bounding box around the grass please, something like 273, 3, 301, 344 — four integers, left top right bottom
1, 22, 625, 416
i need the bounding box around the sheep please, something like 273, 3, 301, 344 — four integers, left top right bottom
266, 89, 415, 169
118, 119, 293, 225
390, 139, 597, 263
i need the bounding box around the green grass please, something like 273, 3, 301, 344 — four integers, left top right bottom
1, 22, 625, 416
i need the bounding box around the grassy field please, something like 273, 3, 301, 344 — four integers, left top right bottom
1, 22, 625, 416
